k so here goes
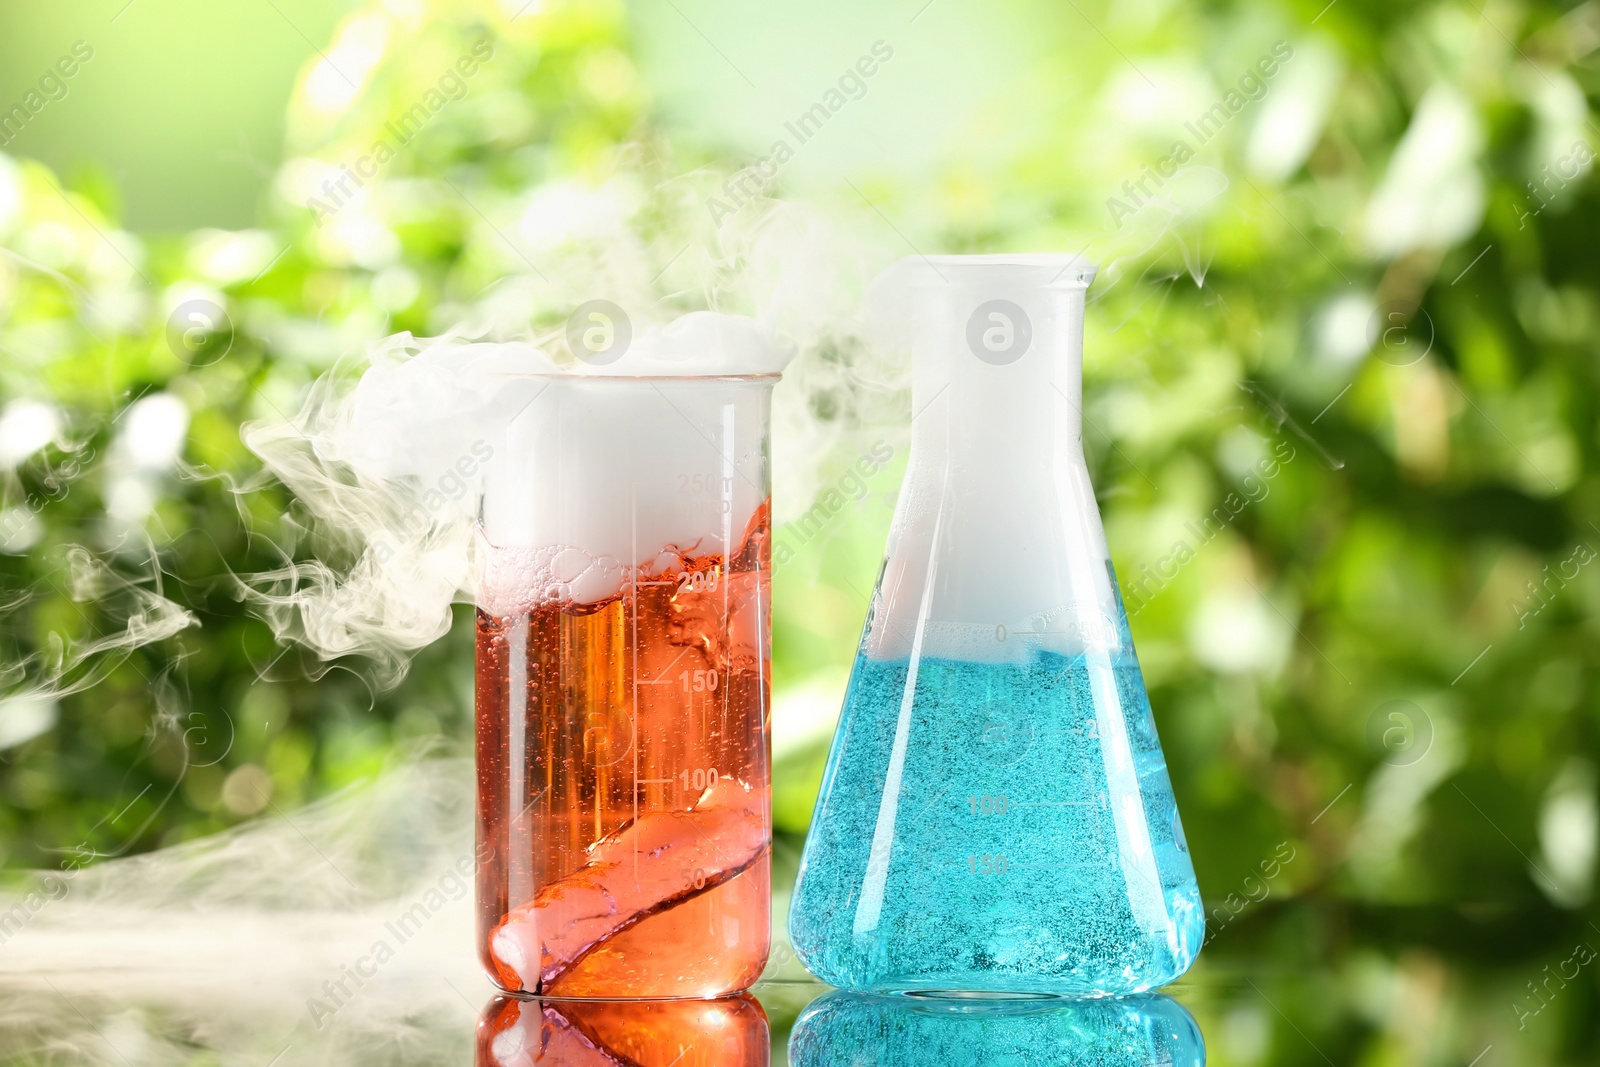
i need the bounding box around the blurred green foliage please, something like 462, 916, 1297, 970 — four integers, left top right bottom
1, 0, 1598, 1062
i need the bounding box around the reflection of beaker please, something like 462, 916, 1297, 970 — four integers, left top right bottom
789, 991, 1204, 1067
478, 994, 770, 1066
789, 256, 1203, 995
476, 372, 778, 998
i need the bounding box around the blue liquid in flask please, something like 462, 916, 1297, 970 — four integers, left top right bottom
790, 638, 1202, 994
788, 253, 1203, 995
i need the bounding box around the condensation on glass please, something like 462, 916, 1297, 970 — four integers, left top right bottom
789, 255, 1204, 996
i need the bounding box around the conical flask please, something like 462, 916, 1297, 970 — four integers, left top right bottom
788, 255, 1203, 995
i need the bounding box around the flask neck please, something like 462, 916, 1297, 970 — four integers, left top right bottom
906, 285, 1088, 456
868, 255, 1095, 458
864, 256, 1118, 663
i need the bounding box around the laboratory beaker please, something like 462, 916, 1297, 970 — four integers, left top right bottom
788, 255, 1203, 995
476, 358, 778, 998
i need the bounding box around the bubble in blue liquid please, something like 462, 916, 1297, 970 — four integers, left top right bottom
789, 651, 1203, 995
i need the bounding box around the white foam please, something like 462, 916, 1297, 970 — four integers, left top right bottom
234, 174, 873, 677
336, 312, 793, 480
475, 373, 771, 612
477, 542, 692, 617
567, 310, 795, 377
322, 311, 793, 616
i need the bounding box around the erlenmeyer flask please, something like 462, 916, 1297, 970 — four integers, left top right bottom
789, 255, 1203, 995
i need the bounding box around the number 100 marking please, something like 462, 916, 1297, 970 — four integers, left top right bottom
680, 767, 719, 791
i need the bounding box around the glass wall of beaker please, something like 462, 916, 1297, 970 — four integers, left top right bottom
476, 372, 776, 998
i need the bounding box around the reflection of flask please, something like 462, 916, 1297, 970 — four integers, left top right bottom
789, 991, 1204, 1067
478, 994, 770, 1067
789, 255, 1203, 995
476, 365, 781, 998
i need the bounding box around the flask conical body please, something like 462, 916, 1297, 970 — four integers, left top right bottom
788, 255, 1202, 995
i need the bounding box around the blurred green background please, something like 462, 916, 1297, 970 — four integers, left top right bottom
1, 0, 1598, 1063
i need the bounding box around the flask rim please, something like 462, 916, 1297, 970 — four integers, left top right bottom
883, 253, 1098, 288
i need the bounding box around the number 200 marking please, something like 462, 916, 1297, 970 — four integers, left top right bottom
677, 567, 721, 594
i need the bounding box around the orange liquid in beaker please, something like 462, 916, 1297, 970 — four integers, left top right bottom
475, 504, 771, 998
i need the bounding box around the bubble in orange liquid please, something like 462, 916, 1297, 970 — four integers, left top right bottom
476, 504, 771, 997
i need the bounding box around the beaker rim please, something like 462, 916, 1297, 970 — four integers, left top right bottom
479, 371, 784, 383
883, 253, 1098, 286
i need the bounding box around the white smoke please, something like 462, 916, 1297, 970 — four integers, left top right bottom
0, 756, 492, 1066
0, 548, 198, 758
234, 159, 875, 688
229, 157, 1231, 688
234, 358, 480, 691
1084, 165, 1230, 309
